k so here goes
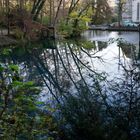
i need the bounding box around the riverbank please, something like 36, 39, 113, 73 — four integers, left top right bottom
0, 36, 17, 46
88, 26, 139, 32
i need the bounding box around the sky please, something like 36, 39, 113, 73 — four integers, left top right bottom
108, 0, 116, 7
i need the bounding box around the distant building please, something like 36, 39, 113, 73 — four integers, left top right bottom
115, 0, 132, 21
122, 0, 132, 21
115, 0, 140, 23
132, 0, 140, 23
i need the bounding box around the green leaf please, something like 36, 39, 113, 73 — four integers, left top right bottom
0, 65, 4, 72
70, 11, 78, 18
82, 41, 95, 50
24, 81, 34, 86
36, 101, 44, 105
9, 65, 19, 71
2, 49, 12, 55
12, 81, 23, 87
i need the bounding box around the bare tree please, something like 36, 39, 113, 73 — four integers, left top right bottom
117, 0, 126, 27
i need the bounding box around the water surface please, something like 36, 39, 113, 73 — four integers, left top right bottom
0, 30, 139, 101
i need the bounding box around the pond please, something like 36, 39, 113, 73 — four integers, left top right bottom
0, 30, 140, 102
82, 30, 140, 77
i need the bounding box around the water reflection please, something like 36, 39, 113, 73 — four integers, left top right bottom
83, 30, 139, 44
0, 31, 139, 101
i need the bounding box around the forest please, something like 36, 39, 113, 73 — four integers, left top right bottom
0, 0, 112, 39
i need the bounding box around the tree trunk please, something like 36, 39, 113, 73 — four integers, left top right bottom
31, 0, 46, 20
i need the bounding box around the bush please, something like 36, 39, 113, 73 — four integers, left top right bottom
0, 63, 58, 140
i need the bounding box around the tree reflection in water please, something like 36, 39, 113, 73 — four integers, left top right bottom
0, 39, 139, 104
